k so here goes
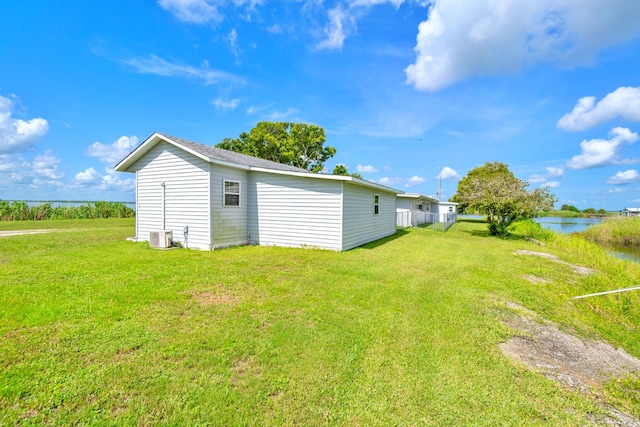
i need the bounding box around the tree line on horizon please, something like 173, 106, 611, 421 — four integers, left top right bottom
560, 204, 609, 215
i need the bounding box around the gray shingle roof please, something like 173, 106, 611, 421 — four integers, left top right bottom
159, 133, 311, 173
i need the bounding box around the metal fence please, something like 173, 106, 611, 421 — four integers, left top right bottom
396, 210, 457, 231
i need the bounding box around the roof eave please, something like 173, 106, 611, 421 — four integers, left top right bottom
250, 167, 401, 193
114, 132, 212, 172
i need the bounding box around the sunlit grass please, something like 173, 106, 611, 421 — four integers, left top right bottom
0, 218, 638, 424
580, 216, 640, 246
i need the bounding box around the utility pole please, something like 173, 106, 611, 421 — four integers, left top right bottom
437, 167, 442, 202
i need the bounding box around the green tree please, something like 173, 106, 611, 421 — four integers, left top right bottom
217, 122, 336, 173
560, 204, 580, 212
332, 164, 349, 176
597, 208, 607, 214
451, 162, 556, 236
583, 208, 596, 214
332, 164, 362, 179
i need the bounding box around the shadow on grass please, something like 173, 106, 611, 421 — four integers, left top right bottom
457, 218, 487, 224
359, 228, 410, 249
415, 222, 435, 229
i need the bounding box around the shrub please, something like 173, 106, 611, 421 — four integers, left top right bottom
508, 219, 556, 242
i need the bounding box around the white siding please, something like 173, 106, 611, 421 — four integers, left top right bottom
396, 198, 412, 210
133, 141, 211, 250
210, 165, 249, 248
342, 184, 397, 251
249, 172, 343, 250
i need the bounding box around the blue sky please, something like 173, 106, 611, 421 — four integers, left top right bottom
1, 0, 640, 210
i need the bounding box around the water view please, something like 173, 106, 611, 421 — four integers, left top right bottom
459, 215, 640, 264
534, 216, 602, 234
534, 216, 640, 264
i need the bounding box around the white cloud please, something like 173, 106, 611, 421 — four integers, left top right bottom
214, 98, 240, 110
405, 175, 425, 187
157, 0, 223, 24
558, 87, 640, 131
546, 166, 564, 178
317, 7, 348, 50
100, 167, 136, 192
529, 166, 564, 187
124, 54, 244, 86
405, 1, 640, 91
265, 108, 299, 121
606, 169, 639, 185
86, 136, 139, 166
541, 181, 560, 188
357, 164, 378, 173
75, 167, 100, 184
32, 151, 63, 180
379, 176, 403, 186
608, 187, 625, 193
267, 24, 282, 34
528, 174, 546, 184
567, 127, 639, 169
437, 166, 459, 180
350, 0, 406, 7
0, 153, 29, 173
0, 150, 65, 189
157, 0, 262, 24
0, 95, 49, 154
226, 28, 242, 63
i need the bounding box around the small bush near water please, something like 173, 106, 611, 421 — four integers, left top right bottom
0, 200, 135, 221
580, 217, 640, 246
508, 219, 556, 242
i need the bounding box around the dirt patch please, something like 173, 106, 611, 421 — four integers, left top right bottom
186, 290, 239, 308
514, 249, 597, 276
0, 229, 55, 237
522, 274, 550, 284
0, 229, 86, 238
230, 356, 261, 390
500, 303, 640, 425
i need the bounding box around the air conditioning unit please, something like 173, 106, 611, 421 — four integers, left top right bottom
149, 230, 173, 249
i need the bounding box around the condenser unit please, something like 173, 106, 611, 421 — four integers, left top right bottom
149, 230, 173, 249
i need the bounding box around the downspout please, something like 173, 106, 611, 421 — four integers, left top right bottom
161, 181, 166, 230
135, 170, 139, 240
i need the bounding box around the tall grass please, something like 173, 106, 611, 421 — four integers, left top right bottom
0, 200, 135, 221
508, 219, 556, 242
580, 216, 640, 246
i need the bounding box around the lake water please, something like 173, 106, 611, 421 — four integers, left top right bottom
534, 217, 640, 264
534, 217, 602, 234
459, 215, 640, 263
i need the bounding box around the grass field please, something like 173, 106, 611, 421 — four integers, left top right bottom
1, 218, 639, 425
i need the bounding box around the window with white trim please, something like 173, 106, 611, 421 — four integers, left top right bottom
224, 180, 240, 207
374, 194, 379, 215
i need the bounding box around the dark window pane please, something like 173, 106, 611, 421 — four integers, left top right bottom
225, 194, 240, 206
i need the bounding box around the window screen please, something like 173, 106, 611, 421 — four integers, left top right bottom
224, 180, 240, 206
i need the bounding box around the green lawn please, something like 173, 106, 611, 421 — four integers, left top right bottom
1, 218, 638, 425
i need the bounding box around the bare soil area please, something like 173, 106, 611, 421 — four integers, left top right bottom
0, 229, 55, 237
500, 302, 640, 426
514, 249, 597, 276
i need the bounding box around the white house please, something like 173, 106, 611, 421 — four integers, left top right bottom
621, 208, 640, 217
396, 193, 438, 227
396, 193, 458, 230
114, 132, 400, 251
